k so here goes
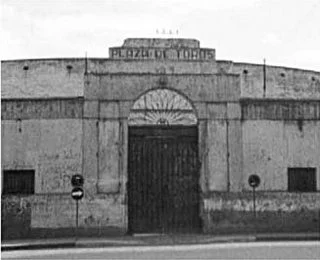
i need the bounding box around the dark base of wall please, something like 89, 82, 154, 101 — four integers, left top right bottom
203, 210, 320, 234
2, 226, 127, 240
3, 193, 320, 239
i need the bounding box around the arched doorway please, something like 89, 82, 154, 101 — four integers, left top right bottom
128, 89, 201, 233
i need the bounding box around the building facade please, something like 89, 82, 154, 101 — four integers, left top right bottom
1, 38, 320, 238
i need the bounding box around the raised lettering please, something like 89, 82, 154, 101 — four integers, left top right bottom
119, 49, 125, 58
155, 50, 163, 59
184, 49, 190, 59
191, 50, 199, 59
142, 49, 149, 58
111, 49, 120, 58
206, 50, 215, 60
199, 49, 205, 59
134, 49, 140, 58
177, 50, 184, 60
163, 50, 167, 59
127, 49, 134, 58
148, 49, 153, 58
109, 47, 215, 60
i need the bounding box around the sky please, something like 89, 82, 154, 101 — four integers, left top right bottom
1, 0, 319, 71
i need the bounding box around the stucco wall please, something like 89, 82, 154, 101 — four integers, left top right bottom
1, 97, 128, 233
203, 192, 320, 233
207, 120, 227, 191
3, 58, 319, 99
1, 59, 85, 98
1, 117, 126, 235
1, 39, 320, 237
1, 196, 31, 239
85, 74, 240, 102
1, 193, 126, 239
1, 119, 82, 193
217, 61, 320, 99
88, 59, 217, 74
242, 120, 320, 191
31, 194, 125, 229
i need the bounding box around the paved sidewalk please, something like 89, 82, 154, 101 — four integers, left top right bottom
2, 232, 319, 251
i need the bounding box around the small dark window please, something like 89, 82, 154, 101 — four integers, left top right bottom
2, 170, 35, 195
288, 168, 316, 192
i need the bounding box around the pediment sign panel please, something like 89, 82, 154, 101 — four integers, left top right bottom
128, 89, 197, 126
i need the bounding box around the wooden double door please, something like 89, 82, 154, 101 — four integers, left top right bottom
128, 126, 201, 233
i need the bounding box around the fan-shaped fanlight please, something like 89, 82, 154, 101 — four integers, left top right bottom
129, 89, 197, 125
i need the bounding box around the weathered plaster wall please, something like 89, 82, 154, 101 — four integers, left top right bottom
217, 61, 320, 99
207, 120, 227, 191
228, 119, 243, 191
1, 196, 31, 239
203, 192, 320, 233
203, 98, 320, 233
2, 39, 320, 237
82, 119, 98, 195
1, 59, 85, 98
88, 59, 217, 74
1, 98, 127, 233
205, 102, 243, 192
3, 58, 319, 99
1, 98, 83, 120
31, 194, 125, 229
1, 119, 82, 193
242, 120, 320, 191
1, 194, 126, 238
82, 100, 129, 195
98, 120, 120, 193
85, 74, 240, 102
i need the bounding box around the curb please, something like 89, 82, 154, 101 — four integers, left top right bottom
2, 234, 319, 251
1, 242, 76, 251
1, 237, 255, 251
256, 235, 320, 242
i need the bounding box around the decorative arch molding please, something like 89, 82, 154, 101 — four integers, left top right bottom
128, 88, 197, 126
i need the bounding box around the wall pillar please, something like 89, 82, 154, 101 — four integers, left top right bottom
227, 102, 243, 191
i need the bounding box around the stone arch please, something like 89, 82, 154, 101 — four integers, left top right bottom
128, 88, 197, 126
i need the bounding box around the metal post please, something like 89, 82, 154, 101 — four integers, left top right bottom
75, 200, 79, 240
253, 187, 256, 218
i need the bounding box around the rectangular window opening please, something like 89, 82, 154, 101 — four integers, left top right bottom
2, 170, 35, 195
288, 167, 316, 192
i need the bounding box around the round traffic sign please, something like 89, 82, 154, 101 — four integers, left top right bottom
71, 187, 84, 200
71, 174, 84, 187
248, 174, 261, 188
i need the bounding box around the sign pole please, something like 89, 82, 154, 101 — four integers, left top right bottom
76, 199, 79, 240
253, 186, 256, 218
248, 174, 260, 219
71, 174, 84, 242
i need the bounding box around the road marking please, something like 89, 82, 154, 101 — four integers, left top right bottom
2, 241, 320, 259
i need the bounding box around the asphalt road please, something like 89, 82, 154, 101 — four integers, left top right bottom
2, 241, 320, 259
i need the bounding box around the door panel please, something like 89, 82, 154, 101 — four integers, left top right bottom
128, 126, 200, 233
